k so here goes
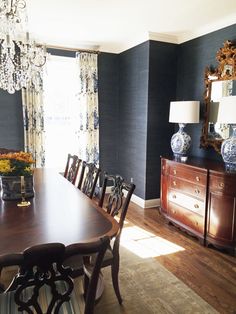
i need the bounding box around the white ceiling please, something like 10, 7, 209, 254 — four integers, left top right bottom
26, 0, 236, 53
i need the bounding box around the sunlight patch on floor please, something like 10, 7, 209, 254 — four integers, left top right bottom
120, 225, 185, 258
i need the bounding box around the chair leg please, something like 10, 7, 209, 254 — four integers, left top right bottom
0, 268, 4, 293
111, 260, 122, 304
83, 274, 89, 298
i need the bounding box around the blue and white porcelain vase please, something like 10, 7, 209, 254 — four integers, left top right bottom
171, 123, 191, 157
0, 175, 34, 201
221, 124, 236, 171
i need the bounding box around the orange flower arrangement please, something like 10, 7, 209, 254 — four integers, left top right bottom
0, 152, 34, 176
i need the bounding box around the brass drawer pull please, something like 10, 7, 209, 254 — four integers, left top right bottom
173, 181, 177, 186
195, 221, 199, 226
194, 204, 199, 209
173, 169, 177, 175
196, 176, 200, 182
219, 182, 224, 188
172, 210, 177, 214
194, 189, 200, 194
172, 194, 177, 199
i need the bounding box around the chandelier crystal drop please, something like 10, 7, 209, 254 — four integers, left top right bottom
0, 0, 47, 94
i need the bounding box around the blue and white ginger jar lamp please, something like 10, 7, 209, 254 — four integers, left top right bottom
169, 101, 200, 159
217, 96, 236, 171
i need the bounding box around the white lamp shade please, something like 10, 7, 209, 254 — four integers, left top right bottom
169, 101, 200, 123
217, 96, 236, 123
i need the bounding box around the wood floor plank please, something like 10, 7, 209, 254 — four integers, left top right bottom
126, 203, 236, 314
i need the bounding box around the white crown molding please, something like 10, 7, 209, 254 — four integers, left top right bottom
100, 32, 149, 54
100, 32, 179, 53
177, 16, 236, 44
148, 32, 179, 44
101, 18, 236, 53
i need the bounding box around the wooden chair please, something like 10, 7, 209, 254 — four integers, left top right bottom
69, 174, 135, 304
0, 237, 110, 314
97, 174, 135, 304
64, 154, 81, 185
78, 162, 101, 199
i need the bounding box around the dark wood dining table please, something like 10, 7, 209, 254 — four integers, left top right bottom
0, 169, 119, 257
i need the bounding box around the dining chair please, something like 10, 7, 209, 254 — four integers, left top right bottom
64, 154, 81, 185
66, 173, 135, 304
78, 162, 101, 199
0, 237, 110, 314
97, 173, 135, 304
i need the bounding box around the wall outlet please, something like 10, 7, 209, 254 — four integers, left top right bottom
130, 177, 133, 183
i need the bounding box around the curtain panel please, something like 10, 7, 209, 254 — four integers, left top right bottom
22, 87, 45, 167
76, 52, 99, 165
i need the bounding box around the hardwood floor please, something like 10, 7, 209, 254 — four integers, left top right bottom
126, 202, 236, 314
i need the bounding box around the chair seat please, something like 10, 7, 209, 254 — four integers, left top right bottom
102, 245, 113, 264
64, 244, 114, 274
64, 254, 108, 301
0, 280, 85, 314
63, 255, 84, 273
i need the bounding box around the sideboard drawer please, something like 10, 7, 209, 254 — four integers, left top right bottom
169, 176, 206, 200
209, 174, 236, 195
168, 189, 205, 216
168, 202, 204, 235
169, 164, 207, 186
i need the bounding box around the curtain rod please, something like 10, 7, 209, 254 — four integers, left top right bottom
45, 44, 100, 54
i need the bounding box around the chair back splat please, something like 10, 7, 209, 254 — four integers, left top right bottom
0, 237, 110, 314
64, 154, 81, 185
99, 174, 135, 228
79, 162, 101, 199
5, 243, 72, 314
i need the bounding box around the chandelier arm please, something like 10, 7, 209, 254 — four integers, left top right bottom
29, 54, 47, 67
32, 57, 47, 67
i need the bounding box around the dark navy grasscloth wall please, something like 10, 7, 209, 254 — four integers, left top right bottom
177, 23, 236, 162
146, 41, 177, 199
98, 52, 119, 174
118, 41, 149, 199
117, 40, 177, 199
0, 90, 24, 150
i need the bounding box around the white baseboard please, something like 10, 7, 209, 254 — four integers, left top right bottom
105, 186, 160, 209
131, 193, 160, 209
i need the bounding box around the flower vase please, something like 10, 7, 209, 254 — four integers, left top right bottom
0, 175, 34, 201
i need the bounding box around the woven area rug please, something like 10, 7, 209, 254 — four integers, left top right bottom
1, 245, 218, 314
94, 244, 218, 314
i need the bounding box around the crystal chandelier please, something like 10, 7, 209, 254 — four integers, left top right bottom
0, 0, 47, 94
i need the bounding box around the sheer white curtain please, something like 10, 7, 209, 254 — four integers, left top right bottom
75, 52, 99, 165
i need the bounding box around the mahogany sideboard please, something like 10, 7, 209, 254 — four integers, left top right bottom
160, 156, 236, 255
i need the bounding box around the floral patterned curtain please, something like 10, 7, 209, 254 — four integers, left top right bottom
75, 52, 99, 165
22, 86, 45, 167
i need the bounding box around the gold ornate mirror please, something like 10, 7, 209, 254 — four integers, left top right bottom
200, 40, 236, 153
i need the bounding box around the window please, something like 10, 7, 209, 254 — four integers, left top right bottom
43, 55, 79, 170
